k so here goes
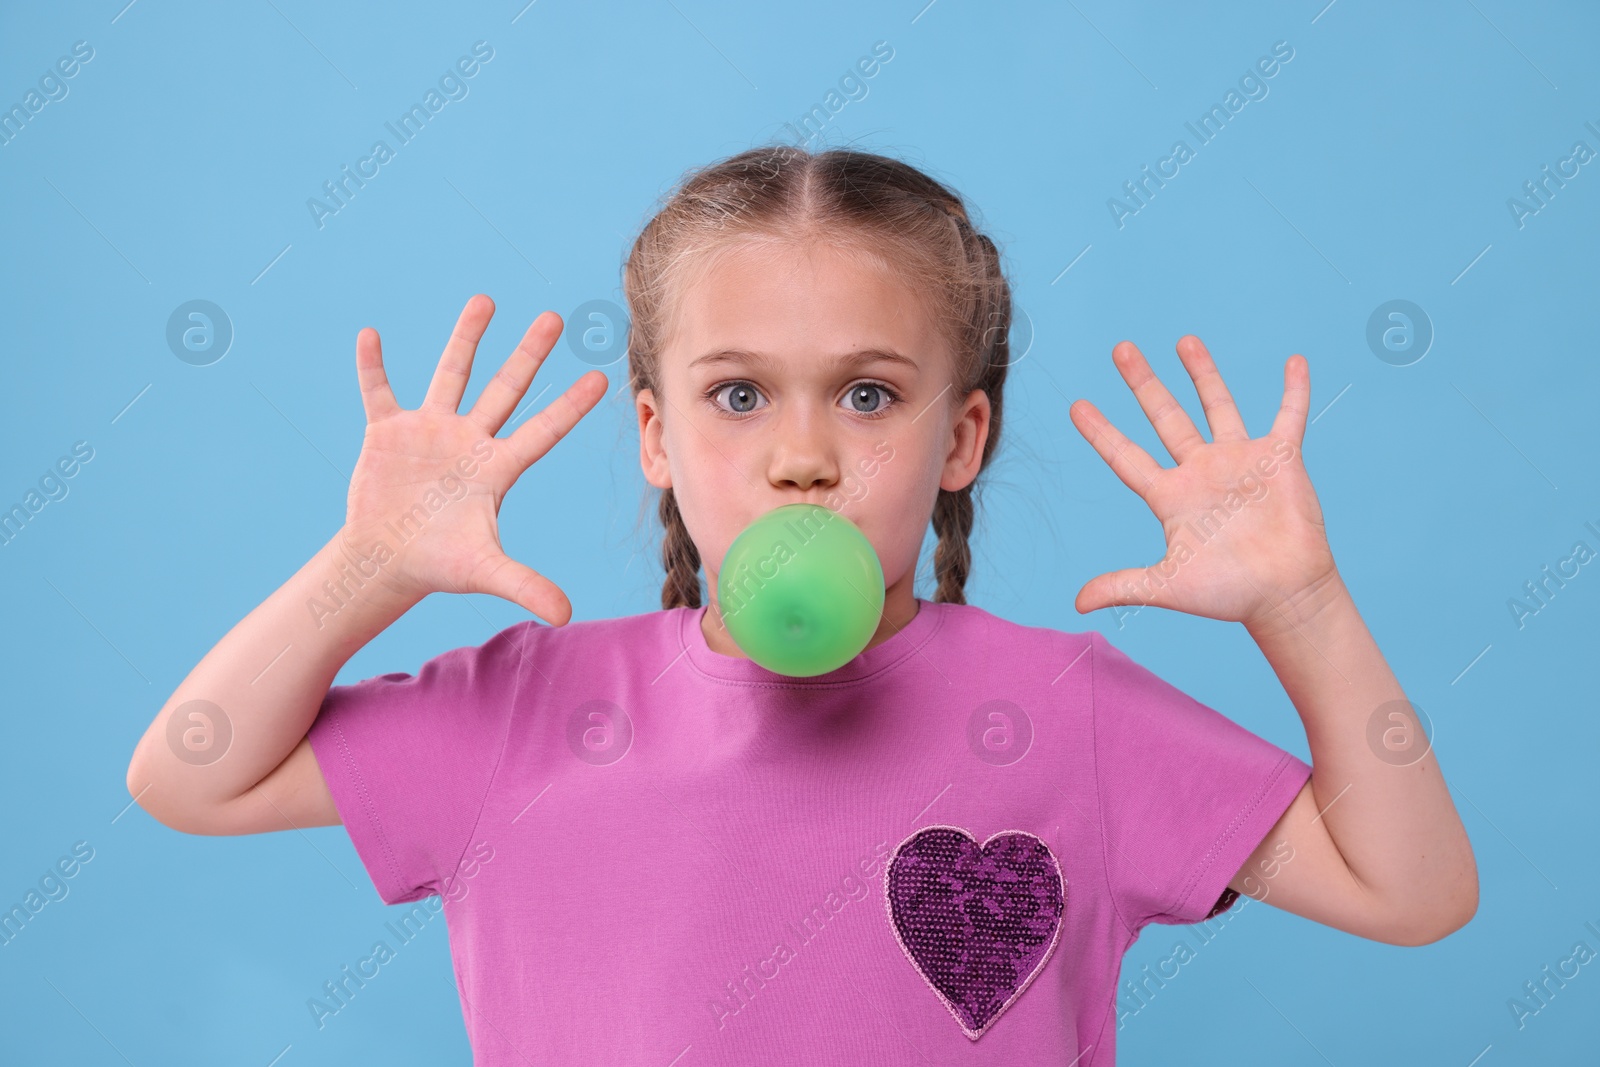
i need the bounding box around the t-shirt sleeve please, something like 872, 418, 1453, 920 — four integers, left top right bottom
1089, 630, 1312, 931
307, 620, 540, 906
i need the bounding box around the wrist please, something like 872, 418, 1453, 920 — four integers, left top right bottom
320, 527, 427, 621
1243, 566, 1352, 643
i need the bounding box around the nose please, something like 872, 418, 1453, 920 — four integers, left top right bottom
766, 401, 838, 494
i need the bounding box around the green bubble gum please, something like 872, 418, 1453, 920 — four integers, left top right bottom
716, 503, 885, 677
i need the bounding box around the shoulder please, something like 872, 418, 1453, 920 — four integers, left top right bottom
926, 599, 1099, 672
486, 606, 692, 664
932, 602, 1187, 697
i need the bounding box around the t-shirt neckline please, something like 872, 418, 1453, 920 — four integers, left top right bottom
678, 596, 943, 687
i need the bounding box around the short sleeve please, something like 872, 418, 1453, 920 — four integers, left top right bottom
1089, 631, 1312, 931
307, 620, 539, 905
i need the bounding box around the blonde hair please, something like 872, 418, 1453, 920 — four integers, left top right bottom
623, 144, 1013, 609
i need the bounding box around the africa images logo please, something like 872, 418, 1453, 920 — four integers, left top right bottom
306, 41, 495, 230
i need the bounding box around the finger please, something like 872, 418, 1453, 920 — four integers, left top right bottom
1174, 335, 1249, 442
468, 553, 573, 626
1068, 398, 1162, 496
1269, 354, 1311, 445
1075, 564, 1180, 615
422, 294, 496, 414
355, 327, 402, 423
1111, 340, 1207, 463
502, 368, 611, 472
468, 311, 563, 435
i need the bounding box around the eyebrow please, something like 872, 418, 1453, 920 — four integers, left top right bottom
687, 348, 921, 374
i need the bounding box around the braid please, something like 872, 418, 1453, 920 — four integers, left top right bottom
931, 485, 975, 604
927, 219, 1010, 605
658, 488, 703, 609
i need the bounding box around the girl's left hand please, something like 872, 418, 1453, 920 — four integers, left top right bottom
1067, 335, 1340, 631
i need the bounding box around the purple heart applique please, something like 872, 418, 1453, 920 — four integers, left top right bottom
884, 826, 1065, 1040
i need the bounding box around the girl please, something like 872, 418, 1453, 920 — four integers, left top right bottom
127, 145, 1477, 1064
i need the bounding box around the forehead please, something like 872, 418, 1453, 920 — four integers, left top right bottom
663, 238, 951, 377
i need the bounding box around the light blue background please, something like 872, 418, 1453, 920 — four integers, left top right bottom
2, 1, 1596, 1063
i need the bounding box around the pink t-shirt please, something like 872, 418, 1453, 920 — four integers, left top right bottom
308, 597, 1310, 1064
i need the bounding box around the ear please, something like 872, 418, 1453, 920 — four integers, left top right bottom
637, 387, 673, 490
940, 388, 991, 493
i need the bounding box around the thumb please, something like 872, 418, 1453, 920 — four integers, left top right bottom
468, 552, 573, 626
1074, 563, 1182, 615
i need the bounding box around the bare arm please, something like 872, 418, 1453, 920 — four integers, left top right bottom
126, 295, 608, 835
1226, 578, 1477, 946
125, 533, 421, 835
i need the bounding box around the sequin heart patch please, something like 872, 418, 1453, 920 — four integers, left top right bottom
884, 826, 1065, 1040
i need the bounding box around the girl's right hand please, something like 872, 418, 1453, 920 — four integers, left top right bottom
338, 294, 609, 625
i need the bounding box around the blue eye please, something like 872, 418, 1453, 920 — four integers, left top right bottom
711, 382, 766, 414
843, 383, 896, 416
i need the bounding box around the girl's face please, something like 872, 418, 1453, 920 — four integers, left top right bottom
636, 238, 991, 629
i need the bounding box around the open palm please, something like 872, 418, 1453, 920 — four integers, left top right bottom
1067, 335, 1338, 630
339, 295, 609, 625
